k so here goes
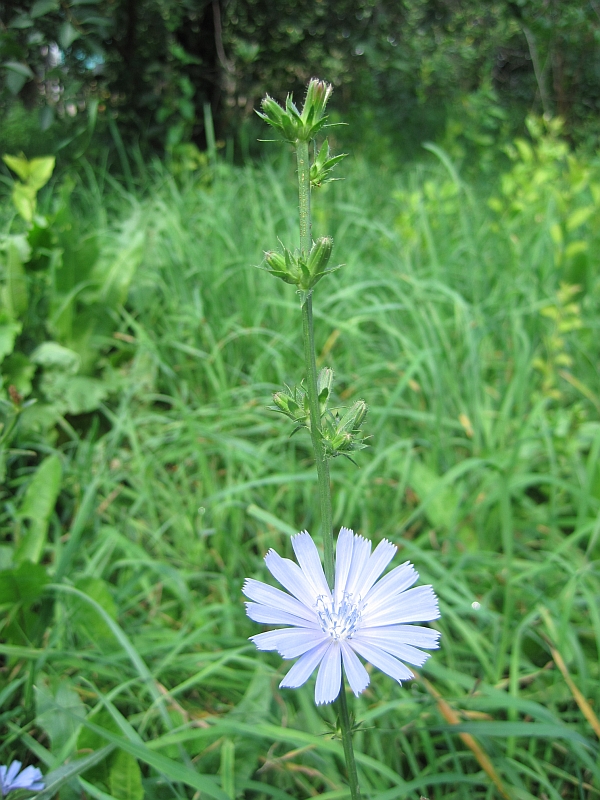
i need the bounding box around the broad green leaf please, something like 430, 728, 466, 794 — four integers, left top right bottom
30, 0, 59, 17
38, 372, 108, 414
108, 749, 144, 800
0, 561, 53, 657
79, 719, 229, 800
12, 181, 37, 222
79, 778, 123, 800
4, 231, 32, 261
77, 710, 121, 787
34, 746, 115, 800
3, 154, 32, 182
2, 237, 29, 315
566, 205, 595, 231
3, 154, 55, 190
31, 341, 80, 371
59, 21, 80, 48
17, 402, 63, 437
1, 351, 35, 395
27, 156, 56, 190
16, 454, 62, 565
0, 546, 13, 571
565, 240, 588, 259
63, 375, 109, 414
8, 13, 33, 29
40, 105, 55, 131
35, 675, 86, 752
0, 561, 48, 605
0, 319, 21, 362
5, 70, 27, 94
3, 61, 35, 78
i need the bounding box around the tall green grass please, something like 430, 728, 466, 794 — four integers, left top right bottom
2, 136, 600, 800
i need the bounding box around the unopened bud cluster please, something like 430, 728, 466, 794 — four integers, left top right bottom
261, 79, 367, 461
273, 368, 368, 460
264, 237, 339, 292
259, 79, 345, 296
258, 79, 333, 144
272, 368, 332, 431
321, 400, 369, 460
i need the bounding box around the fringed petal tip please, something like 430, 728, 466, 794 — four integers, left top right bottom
423, 586, 442, 620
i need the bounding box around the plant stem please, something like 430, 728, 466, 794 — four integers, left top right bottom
338, 678, 362, 800
296, 137, 360, 800
301, 298, 334, 585
297, 139, 334, 586
296, 139, 311, 257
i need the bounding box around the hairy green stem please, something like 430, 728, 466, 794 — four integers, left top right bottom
338, 678, 362, 799
297, 139, 334, 585
301, 297, 334, 585
296, 137, 360, 800
296, 139, 311, 256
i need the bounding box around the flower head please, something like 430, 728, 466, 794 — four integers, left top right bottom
243, 528, 440, 705
0, 762, 44, 797
257, 78, 333, 144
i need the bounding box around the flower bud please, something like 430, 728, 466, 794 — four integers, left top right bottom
272, 391, 292, 415
341, 400, 368, 433
296, 237, 340, 292
264, 248, 300, 285
264, 238, 340, 294
301, 79, 333, 130
256, 79, 333, 144
259, 95, 300, 143
320, 400, 369, 460
307, 237, 333, 278
271, 384, 310, 428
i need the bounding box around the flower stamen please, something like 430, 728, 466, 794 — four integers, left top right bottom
315, 592, 361, 640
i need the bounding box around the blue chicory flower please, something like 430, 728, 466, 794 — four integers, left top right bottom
0, 762, 44, 797
243, 527, 440, 705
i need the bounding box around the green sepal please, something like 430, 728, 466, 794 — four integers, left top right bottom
317, 367, 333, 415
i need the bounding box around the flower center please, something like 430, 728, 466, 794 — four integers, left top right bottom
315, 593, 361, 640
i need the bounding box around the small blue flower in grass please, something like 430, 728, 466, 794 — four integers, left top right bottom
243, 527, 440, 705
0, 762, 44, 796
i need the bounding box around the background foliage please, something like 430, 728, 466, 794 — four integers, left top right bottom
2, 0, 600, 159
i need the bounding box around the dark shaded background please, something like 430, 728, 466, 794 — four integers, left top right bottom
1, 0, 600, 161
